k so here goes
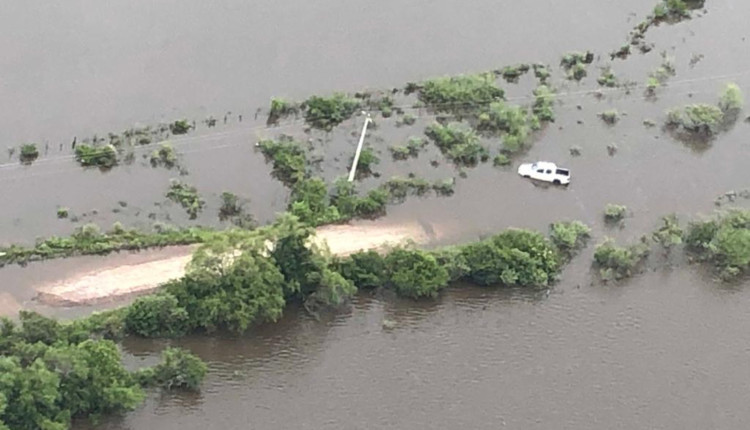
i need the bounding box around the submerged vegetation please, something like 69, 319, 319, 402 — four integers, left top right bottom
594, 238, 650, 281
560, 51, 594, 81
19, 143, 39, 165
417, 73, 504, 116
74, 144, 118, 169
267, 98, 300, 124
665, 83, 742, 140
303, 94, 360, 130
685, 209, 750, 280
425, 122, 488, 167
150, 143, 178, 169
389, 137, 426, 160
165, 180, 205, 220
549, 221, 592, 258
169, 120, 191, 135
604, 204, 627, 223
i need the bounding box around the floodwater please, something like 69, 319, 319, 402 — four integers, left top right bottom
4, 0, 750, 428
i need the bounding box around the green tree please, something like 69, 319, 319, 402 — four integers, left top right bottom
125, 293, 189, 338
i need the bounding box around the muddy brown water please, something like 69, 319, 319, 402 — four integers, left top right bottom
4, 0, 750, 428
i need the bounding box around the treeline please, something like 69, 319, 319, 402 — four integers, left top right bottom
0, 311, 205, 430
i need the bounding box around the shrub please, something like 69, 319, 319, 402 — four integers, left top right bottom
382, 176, 431, 202
599, 110, 620, 125
425, 122, 488, 166
268, 98, 299, 124
57, 207, 69, 219
257, 138, 307, 187
718, 82, 743, 115
385, 248, 449, 298
19, 143, 39, 165
500, 64, 530, 83
549, 221, 591, 256
561, 51, 593, 81
597, 68, 618, 87
399, 113, 417, 126
684, 210, 750, 280
604, 204, 627, 223
593, 238, 650, 281
143, 347, 207, 390
150, 143, 178, 169
652, 214, 683, 253
532, 85, 555, 122
125, 293, 189, 337
389, 145, 411, 160
166, 180, 205, 219
169, 120, 191, 135
532, 63, 551, 83
477, 102, 532, 153
418, 73, 504, 116
460, 229, 560, 287
493, 154, 510, 167
665, 104, 724, 136
335, 250, 386, 289
432, 178, 456, 196
289, 177, 340, 225
353, 147, 379, 177
75, 144, 118, 169
303, 93, 360, 130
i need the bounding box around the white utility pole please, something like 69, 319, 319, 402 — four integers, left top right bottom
347, 113, 372, 182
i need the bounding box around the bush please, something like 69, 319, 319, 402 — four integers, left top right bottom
460, 230, 560, 287
75, 144, 118, 169
718, 83, 743, 115
143, 347, 207, 390
425, 122, 488, 166
418, 73, 504, 116
166, 180, 205, 219
597, 68, 618, 87
599, 110, 620, 125
382, 176, 431, 202
532, 64, 551, 83
493, 154, 510, 167
665, 104, 724, 136
169, 120, 191, 135
432, 178, 456, 196
561, 51, 593, 81
290, 177, 340, 225
684, 210, 750, 280
150, 143, 178, 169
549, 221, 591, 256
257, 138, 307, 187
57, 207, 69, 219
532, 85, 555, 122
652, 214, 683, 253
477, 102, 532, 153
385, 248, 449, 298
268, 98, 299, 124
303, 93, 360, 130
604, 204, 627, 223
500, 64, 530, 83
19, 143, 39, 165
399, 113, 417, 126
335, 250, 386, 289
353, 147, 379, 177
593, 238, 650, 281
125, 293, 189, 337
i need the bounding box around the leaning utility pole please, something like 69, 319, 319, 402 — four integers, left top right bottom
347, 113, 373, 182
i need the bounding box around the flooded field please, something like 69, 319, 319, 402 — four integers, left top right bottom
3, 0, 750, 428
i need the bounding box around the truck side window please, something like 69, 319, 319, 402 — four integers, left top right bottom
536, 169, 544, 173
545, 170, 552, 174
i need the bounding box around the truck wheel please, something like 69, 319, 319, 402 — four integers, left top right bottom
553, 179, 561, 185
523, 175, 530, 178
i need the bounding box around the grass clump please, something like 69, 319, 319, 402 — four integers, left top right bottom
150, 143, 178, 169
166, 180, 205, 220
302, 93, 360, 130
549, 221, 591, 257
56, 207, 69, 219
599, 110, 620, 125
425, 122, 488, 167
382, 176, 432, 202
267, 98, 299, 124
169, 120, 191, 135
19, 143, 39, 165
604, 204, 627, 223
593, 238, 650, 281
74, 144, 118, 169
684, 209, 750, 280
418, 73, 504, 116
398, 113, 417, 126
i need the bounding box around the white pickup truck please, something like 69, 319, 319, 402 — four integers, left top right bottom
517, 161, 571, 185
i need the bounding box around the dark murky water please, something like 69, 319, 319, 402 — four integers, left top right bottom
4, 0, 750, 428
